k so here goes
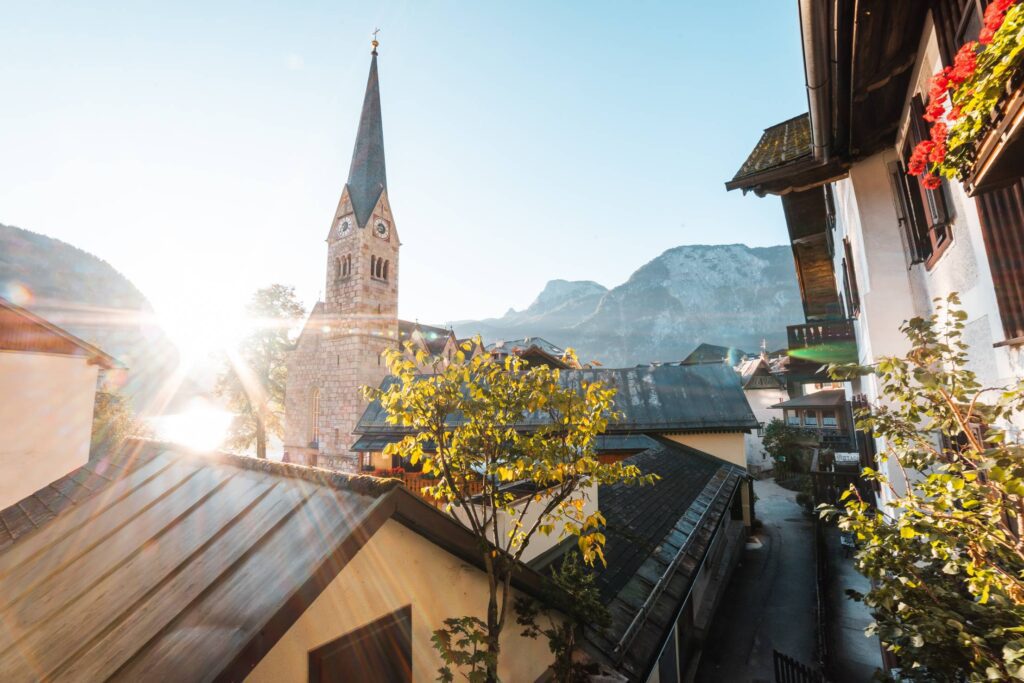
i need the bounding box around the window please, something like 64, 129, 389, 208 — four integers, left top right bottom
383, 260, 389, 281
977, 181, 1024, 340
841, 238, 861, 316
308, 607, 412, 683
787, 411, 801, 427
334, 257, 342, 280
822, 410, 838, 428
804, 411, 819, 428
891, 95, 954, 268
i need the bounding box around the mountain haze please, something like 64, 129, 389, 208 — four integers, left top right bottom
453, 244, 804, 367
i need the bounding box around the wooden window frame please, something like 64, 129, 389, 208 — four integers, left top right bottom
841, 237, 861, 317
308, 606, 412, 683
893, 95, 955, 270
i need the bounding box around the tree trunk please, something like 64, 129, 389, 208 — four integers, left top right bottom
486, 591, 501, 683
255, 412, 267, 460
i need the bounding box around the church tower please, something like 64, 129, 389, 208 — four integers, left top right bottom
284, 39, 399, 472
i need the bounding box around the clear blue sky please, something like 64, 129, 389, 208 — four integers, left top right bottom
0, 1, 805, 357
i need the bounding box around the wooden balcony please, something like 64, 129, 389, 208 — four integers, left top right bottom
786, 319, 858, 365
368, 470, 484, 507
969, 75, 1024, 195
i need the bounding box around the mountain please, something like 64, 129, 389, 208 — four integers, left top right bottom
0, 222, 180, 412
452, 244, 804, 367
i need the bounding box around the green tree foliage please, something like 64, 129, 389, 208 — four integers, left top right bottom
762, 418, 817, 472
824, 295, 1024, 680
90, 390, 146, 458
216, 285, 304, 459
515, 552, 611, 682
365, 341, 655, 682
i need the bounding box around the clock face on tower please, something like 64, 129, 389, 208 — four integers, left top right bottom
335, 216, 352, 238
374, 220, 390, 239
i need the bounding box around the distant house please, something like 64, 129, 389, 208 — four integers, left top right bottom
0, 296, 121, 508
487, 336, 579, 368
736, 355, 789, 475
0, 443, 560, 682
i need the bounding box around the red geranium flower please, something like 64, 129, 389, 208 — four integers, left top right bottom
922, 173, 943, 190
908, 140, 935, 176
950, 42, 979, 85
981, 0, 1017, 44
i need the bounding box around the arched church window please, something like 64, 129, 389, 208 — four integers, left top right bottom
383, 260, 389, 281
334, 257, 342, 280
310, 389, 321, 446
346, 254, 352, 276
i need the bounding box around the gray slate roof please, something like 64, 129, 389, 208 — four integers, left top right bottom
346, 52, 387, 227
585, 439, 745, 681
356, 364, 759, 435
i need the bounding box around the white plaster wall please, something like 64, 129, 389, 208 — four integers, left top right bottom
743, 388, 788, 473
0, 351, 98, 508
246, 519, 559, 683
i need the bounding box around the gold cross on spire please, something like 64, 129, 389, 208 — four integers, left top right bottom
371, 28, 381, 54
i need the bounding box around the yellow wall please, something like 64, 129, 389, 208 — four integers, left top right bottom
664, 432, 746, 470
246, 518, 559, 683
0, 351, 98, 508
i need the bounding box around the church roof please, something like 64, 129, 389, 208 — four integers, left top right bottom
345, 51, 387, 228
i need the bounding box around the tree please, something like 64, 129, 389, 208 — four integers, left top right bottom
365, 341, 654, 682
824, 295, 1024, 680
216, 285, 304, 459
90, 390, 146, 458
515, 552, 611, 682
762, 418, 817, 473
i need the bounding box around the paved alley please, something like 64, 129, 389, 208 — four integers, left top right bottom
695, 478, 817, 682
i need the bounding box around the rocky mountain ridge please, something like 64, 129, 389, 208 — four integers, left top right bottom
453, 244, 804, 367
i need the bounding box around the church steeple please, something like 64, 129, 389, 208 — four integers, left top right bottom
345, 42, 386, 228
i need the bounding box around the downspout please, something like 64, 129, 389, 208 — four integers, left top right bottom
799, 0, 833, 163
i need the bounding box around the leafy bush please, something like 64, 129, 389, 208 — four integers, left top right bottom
823, 295, 1024, 680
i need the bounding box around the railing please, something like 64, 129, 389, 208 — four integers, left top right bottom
396, 471, 484, 507
773, 650, 825, 683
787, 319, 856, 349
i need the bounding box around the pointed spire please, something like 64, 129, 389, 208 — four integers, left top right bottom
345, 39, 386, 227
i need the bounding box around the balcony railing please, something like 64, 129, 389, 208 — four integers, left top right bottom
786, 319, 858, 365
371, 471, 485, 507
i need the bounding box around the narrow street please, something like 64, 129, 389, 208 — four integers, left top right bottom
695, 478, 817, 682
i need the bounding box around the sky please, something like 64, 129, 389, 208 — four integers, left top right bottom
0, 1, 806, 360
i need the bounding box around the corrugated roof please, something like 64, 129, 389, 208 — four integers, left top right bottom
730, 113, 813, 182
585, 439, 745, 680
356, 364, 759, 435
0, 441, 550, 681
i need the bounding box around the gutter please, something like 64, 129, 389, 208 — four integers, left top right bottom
799, 0, 833, 163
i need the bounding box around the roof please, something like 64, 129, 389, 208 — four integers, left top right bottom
681, 343, 749, 366
345, 51, 387, 227
488, 337, 575, 369
349, 433, 657, 455
0, 296, 122, 369
356, 364, 759, 435
737, 357, 784, 390
772, 388, 847, 409
729, 114, 812, 183
0, 441, 548, 681
585, 439, 745, 680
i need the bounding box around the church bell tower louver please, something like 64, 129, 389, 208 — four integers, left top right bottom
283, 37, 399, 472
